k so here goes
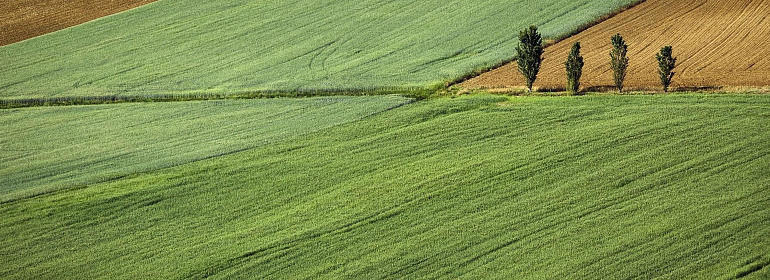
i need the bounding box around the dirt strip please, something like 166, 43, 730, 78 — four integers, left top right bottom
463, 0, 770, 91
0, 0, 158, 46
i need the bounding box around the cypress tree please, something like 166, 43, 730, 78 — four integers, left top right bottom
656, 46, 677, 92
516, 25, 544, 92
610, 34, 629, 93
565, 42, 584, 94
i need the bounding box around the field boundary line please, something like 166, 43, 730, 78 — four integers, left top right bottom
0, 88, 431, 109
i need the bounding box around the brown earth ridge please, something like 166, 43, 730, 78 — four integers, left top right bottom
463, 0, 770, 91
0, 0, 157, 46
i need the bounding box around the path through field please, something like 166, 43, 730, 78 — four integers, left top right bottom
0, 0, 157, 46
463, 0, 770, 91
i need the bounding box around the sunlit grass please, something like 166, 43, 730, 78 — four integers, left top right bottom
0, 95, 411, 201
2, 94, 768, 279
0, 0, 639, 100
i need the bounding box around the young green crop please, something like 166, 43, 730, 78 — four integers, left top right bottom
0, 95, 411, 202
2, 94, 769, 279
0, 0, 640, 100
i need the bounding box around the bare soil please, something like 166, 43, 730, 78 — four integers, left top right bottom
463, 0, 770, 91
0, 0, 157, 46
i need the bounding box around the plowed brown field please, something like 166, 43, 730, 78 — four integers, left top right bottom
0, 0, 157, 46
463, 0, 770, 91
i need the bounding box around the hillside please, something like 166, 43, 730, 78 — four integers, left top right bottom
3, 0, 769, 278
2, 95, 769, 279
0, 0, 639, 100
0, 0, 157, 46
463, 0, 770, 91
0, 96, 411, 202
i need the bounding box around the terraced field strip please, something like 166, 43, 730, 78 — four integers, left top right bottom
463, 0, 770, 91
0, 95, 411, 202
0, 0, 158, 46
2, 95, 769, 279
0, 0, 639, 99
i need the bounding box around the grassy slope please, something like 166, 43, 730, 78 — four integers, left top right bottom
2, 94, 769, 279
0, 0, 639, 100
0, 95, 411, 201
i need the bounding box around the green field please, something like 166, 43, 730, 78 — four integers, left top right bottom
0, 95, 411, 202
0, 0, 639, 100
2, 94, 769, 279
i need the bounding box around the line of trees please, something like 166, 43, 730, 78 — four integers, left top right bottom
515, 26, 677, 94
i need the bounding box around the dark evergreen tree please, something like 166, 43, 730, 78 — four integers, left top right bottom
656, 46, 677, 92
564, 42, 584, 94
610, 34, 629, 93
516, 25, 544, 92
